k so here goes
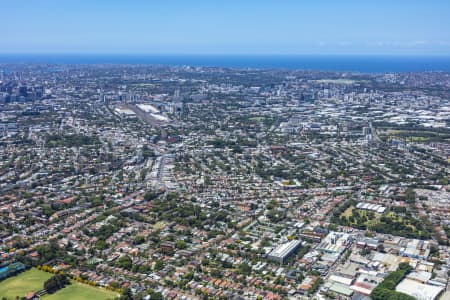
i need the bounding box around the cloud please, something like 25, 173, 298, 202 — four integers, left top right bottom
366, 40, 450, 48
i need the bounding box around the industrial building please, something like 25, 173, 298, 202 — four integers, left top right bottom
396, 278, 444, 300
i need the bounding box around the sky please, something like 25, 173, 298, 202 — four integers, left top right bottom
2, 0, 450, 55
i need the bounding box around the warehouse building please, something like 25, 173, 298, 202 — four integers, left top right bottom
396, 278, 444, 300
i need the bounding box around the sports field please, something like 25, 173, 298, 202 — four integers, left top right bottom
43, 281, 119, 300
0, 268, 52, 299
0, 268, 118, 300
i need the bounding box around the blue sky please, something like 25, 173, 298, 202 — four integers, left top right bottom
2, 0, 450, 55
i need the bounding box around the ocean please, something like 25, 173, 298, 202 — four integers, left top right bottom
1, 54, 450, 73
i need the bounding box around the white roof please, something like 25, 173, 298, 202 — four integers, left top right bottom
329, 275, 353, 286
269, 240, 301, 258
406, 271, 433, 283
396, 278, 444, 300
114, 107, 135, 115
377, 207, 386, 213
150, 113, 169, 121
137, 104, 160, 113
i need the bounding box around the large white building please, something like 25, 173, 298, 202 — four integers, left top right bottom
137, 104, 160, 113
268, 240, 301, 263
396, 278, 444, 300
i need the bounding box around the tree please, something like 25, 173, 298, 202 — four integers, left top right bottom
175, 240, 187, 249
115, 255, 133, 270
144, 191, 159, 201
405, 188, 416, 204
154, 259, 164, 271
134, 235, 145, 245
44, 274, 69, 294
237, 262, 252, 275
150, 291, 163, 300
371, 263, 414, 300
120, 287, 133, 300
377, 244, 385, 253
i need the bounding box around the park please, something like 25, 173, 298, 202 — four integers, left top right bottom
0, 268, 118, 300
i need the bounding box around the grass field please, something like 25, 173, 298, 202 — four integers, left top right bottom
341, 206, 381, 227
43, 281, 118, 300
0, 268, 118, 300
0, 268, 53, 299
385, 129, 450, 144
342, 206, 353, 218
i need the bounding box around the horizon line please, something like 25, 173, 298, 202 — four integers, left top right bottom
1, 53, 450, 57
